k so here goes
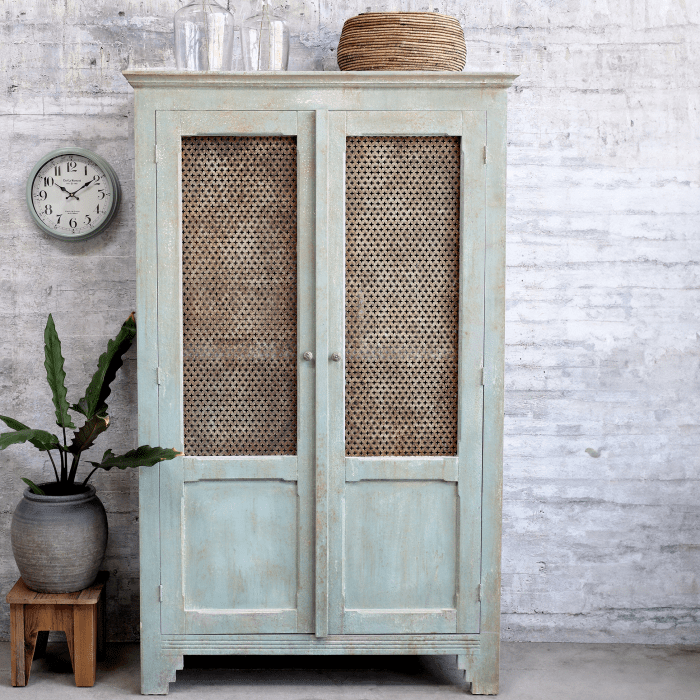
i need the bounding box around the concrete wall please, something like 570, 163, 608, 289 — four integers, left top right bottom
0, 0, 698, 643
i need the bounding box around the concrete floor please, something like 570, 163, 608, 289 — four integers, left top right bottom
0, 641, 698, 698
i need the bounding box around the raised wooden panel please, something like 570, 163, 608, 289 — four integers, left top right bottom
183, 481, 298, 612
344, 481, 458, 615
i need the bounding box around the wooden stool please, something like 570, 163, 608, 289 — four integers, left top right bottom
6, 571, 108, 687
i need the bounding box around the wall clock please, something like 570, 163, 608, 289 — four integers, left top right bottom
26, 147, 122, 241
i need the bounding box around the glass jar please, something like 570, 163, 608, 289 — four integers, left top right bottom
241, 1, 289, 71
174, 0, 236, 71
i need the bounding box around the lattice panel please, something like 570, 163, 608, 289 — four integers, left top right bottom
345, 136, 460, 457
181, 136, 297, 456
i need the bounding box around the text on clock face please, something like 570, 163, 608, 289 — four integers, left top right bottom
31, 155, 113, 235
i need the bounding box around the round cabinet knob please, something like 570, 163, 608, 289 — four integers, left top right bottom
331, 353, 342, 362
303, 351, 314, 361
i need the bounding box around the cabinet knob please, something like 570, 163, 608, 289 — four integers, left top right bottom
331, 353, 342, 362
303, 351, 314, 361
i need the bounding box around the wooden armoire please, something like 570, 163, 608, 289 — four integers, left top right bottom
124, 70, 515, 695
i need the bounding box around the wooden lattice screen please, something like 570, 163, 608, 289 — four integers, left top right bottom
344, 136, 460, 457
181, 136, 297, 456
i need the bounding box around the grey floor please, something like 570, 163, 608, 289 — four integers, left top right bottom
0, 641, 698, 698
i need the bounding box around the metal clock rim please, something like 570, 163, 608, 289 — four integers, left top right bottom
26, 147, 122, 242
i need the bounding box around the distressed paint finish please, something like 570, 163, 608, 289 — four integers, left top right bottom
314, 108, 331, 640
153, 108, 315, 645
0, 0, 698, 655
343, 481, 458, 611
161, 633, 482, 654
125, 70, 510, 694
326, 106, 487, 641
345, 456, 459, 482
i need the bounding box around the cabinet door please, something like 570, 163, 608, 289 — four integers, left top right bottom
324, 111, 487, 635
156, 110, 316, 634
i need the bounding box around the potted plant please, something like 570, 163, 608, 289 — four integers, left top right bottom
0, 312, 180, 593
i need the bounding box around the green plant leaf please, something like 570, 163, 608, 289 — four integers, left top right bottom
68, 413, 110, 455
86, 445, 181, 471
0, 415, 31, 431
71, 398, 89, 417
0, 429, 60, 452
76, 313, 136, 420
0, 415, 50, 452
21, 478, 45, 495
44, 314, 75, 429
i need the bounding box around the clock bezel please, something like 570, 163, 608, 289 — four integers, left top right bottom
26, 147, 122, 241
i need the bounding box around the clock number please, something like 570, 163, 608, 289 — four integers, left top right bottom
37, 190, 47, 200
54, 165, 61, 176
43, 176, 54, 187
67, 161, 77, 173
84, 215, 92, 225
84, 165, 89, 176
97, 190, 105, 200
44, 204, 53, 215
92, 175, 101, 182
56, 215, 62, 224
69, 218, 77, 229
95, 204, 101, 214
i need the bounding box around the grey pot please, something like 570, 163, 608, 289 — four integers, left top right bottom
11, 484, 108, 593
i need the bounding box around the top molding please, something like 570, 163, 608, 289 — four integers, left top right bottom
123, 71, 518, 90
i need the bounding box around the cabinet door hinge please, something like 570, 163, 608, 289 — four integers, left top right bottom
154, 144, 160, 164
158, 584, 163, 602
480, 361, 485, 386
477, 584, 481, 601
483, 145, 487, 164
157, 367, 163, 385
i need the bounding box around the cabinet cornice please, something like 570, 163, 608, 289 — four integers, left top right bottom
124, 70, 518, 90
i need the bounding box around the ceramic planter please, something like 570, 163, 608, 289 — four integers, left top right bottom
11, 484, 108, 593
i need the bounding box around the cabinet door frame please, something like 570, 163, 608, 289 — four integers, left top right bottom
325, 110, 487, 635
155, 109, 316, 635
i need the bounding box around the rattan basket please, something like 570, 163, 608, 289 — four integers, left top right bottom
337, 12, 466, 72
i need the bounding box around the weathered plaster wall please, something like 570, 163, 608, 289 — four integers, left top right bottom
1, 0, 698, 643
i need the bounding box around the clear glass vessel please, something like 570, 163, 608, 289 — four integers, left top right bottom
241, 1, 289, 71
174, 0, 236, 71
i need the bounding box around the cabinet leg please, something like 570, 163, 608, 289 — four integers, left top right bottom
465, 634, 500, 695
470, 676, 499, 695
141, 645, 183, 695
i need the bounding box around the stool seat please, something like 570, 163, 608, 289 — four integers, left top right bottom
6, 572, 108, 687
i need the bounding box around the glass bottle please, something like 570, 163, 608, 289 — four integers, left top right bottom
241, 1, 289, 71
174, 0, 236, 71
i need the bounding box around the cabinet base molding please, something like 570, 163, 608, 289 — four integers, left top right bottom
144, 635, 492, 695
161, 633, 480, 655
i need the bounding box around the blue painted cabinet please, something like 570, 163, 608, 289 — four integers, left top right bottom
124, 71, 515, 695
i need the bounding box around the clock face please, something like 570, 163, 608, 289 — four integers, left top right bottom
27, 149, 121, 241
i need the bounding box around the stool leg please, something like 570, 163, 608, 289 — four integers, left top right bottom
9, 604, 26, 687
73, 605, 97, 687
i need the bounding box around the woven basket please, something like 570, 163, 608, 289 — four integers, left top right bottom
337, 12, 466, 72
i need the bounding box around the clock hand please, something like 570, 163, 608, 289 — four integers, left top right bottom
53, 182, 79, 200
70, 179, 97, 197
